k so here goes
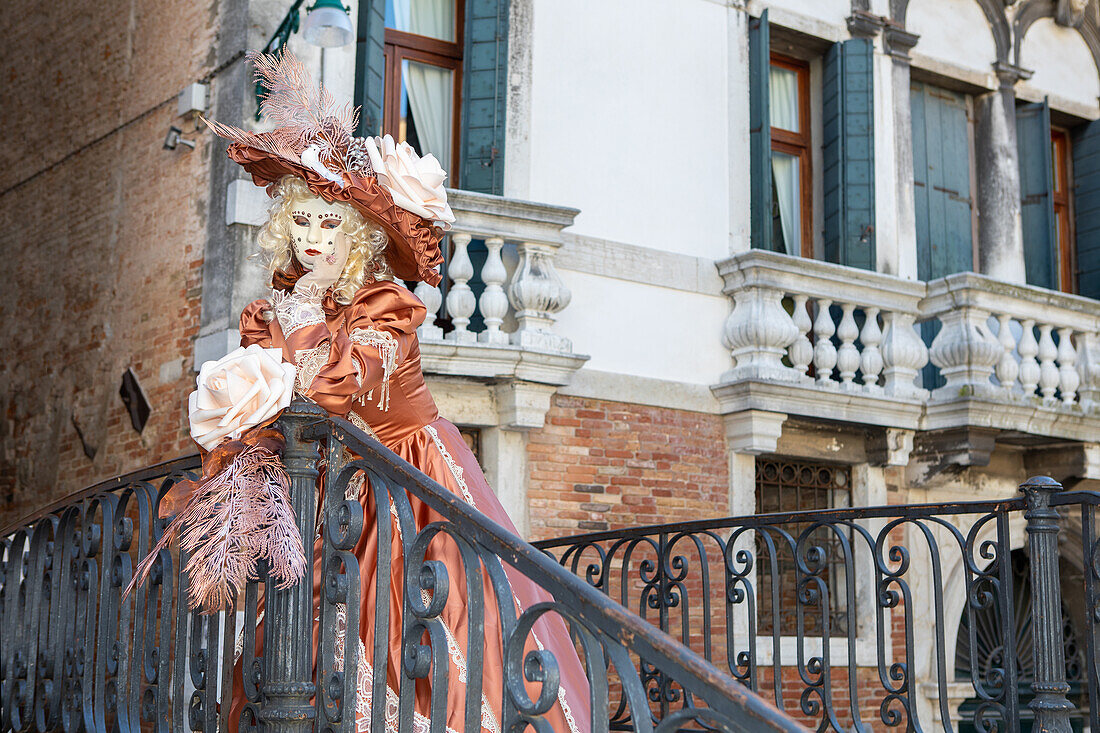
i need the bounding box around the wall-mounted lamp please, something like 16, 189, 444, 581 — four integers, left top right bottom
255, 0, 354, 119
163, 126, 196, 151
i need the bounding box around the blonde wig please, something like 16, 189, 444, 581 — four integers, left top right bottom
257, 176, 391, 303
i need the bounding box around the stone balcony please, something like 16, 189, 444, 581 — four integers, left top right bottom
414, 190, 589, 430
713, 250, 1100, 474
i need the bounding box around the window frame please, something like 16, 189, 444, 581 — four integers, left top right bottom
383, 0, 465, 182
769, 53, 814, 259
1051, 126, 1075, 293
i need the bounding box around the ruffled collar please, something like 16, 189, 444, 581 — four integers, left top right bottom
271, 260, 344, 313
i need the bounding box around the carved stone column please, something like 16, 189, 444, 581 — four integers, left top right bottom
928, 306, 1002, 397
975, 63, 1030, 284
721, 285, 799, 383
508, 240, 572, 352
1020, 476, 1075, 733
260, 400, 323, 733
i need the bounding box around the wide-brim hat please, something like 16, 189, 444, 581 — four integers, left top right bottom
205, 51, 453, 285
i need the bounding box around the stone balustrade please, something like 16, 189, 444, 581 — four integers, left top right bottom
716, 250, 930, 399
414, 190, 580, 354
714, 250, 1100, 451
920, 273, 1100, 410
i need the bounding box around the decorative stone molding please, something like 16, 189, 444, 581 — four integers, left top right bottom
847, 10, 885, 38
868, 428, 916, 467
494, 381, 559, 430
910, 427, 999, 478
722, 409, 788, 456
883, 22, 920, 60
1025, 443, 1100, 488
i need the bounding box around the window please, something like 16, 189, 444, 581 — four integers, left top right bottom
1051, 128, 1074, 293
383, 0, 463, 173
754, 458, 852, 637
911, 82, 976, 282
749, 12, 876, 267
769, 55, 812, 258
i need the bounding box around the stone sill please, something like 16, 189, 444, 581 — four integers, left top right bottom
712, 378, 925, 431
419, 340, 589, 386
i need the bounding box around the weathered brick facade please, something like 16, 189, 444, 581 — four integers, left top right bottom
527, 394, 731, 540
0, 0, 220, 526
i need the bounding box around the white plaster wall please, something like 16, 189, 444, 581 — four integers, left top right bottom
556, 270, 730, 385
525, 0, 730, 261
753, 0, 849, 29
1019, 18, 1100, 115
908, 0, 998, 76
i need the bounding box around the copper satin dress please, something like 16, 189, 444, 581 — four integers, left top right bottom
227, 279, 590, 733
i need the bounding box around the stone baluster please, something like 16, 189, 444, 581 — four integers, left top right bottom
836, 303, 860, 387
789, 294, 813, 377
881, 312, 928, 398
445, 233, 476, 343
508, 240, 573, 352
414, 267, 444, 341
1056, 328, 1079, 405
478, 237, 509, 345
1037, 324, 1059, 400
1019, 319, 1040, 396
1077, 331, 1100, 410
860, 307, 883, 390
721, 285, 799, 382
995, 314, 1019, 392
813, 300, 838, 386
928, 306, 1002, 397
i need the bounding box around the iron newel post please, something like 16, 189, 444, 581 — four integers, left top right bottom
260, 400, 325, 732
1020, 476, 1076, 733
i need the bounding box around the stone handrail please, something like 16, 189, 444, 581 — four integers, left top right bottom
919, 272, 1100, 409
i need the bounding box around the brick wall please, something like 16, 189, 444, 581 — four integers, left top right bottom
0, 0, 220, 526
527, 394, 730, 541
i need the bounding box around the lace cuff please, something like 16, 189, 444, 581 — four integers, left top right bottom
270, 284, 325, 337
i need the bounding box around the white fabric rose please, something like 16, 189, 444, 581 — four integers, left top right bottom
188, 345, 296, 451
365, 134, 456, 228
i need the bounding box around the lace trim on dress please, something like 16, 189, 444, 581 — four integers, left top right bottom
293, 343, 330, 395
423, 425, 476, 507
347, 411, 380, 442
333, 603, 494, 733
349, 327, 398, 411
270, 285, 326, 337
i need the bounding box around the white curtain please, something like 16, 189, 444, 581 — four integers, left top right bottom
769, 66, 799, 132
392, 0, 455, 170
768, 66, 800, 254
772, 152, 799, 255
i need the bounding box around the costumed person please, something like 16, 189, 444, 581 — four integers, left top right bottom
132, 51, 589, 733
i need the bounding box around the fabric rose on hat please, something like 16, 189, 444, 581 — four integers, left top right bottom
365, 134, 456, 228
188, 345, 296, 451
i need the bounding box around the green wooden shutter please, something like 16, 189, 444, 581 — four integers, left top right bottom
1017, 101, 1057, 289
822, 39, 876, 270
1074, 120, 1100, 298
749, 11, 774, 251
353, 0, 386, 137
459, 0, 509, 194
911, 82, 974, 281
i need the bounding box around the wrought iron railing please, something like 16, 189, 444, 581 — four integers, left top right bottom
0, 402, 802, 732
535, 478, 1095, 733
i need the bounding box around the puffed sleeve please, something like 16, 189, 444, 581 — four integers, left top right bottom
239, 299, 275, 348
274, 281, 425, 417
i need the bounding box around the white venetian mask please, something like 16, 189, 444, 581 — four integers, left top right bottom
288, 194, 349, 272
